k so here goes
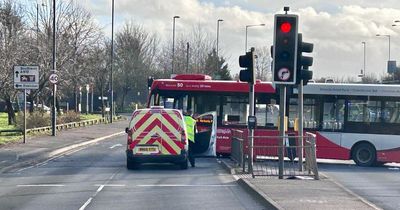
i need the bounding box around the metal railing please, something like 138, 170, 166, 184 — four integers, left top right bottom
230, 129, 245, 170
231, 131, 319, 180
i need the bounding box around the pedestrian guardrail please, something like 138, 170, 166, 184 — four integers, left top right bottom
230, 129, 245, 168
231, 131, 319, 180
26, 116, 124, 134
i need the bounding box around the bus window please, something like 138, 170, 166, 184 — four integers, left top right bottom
160, 97, 174, 108
289, 98, 298, 128
383, 101, 400, 123
304, 98, 319, 129
194, 94, 220, 117
266, 103, 279, 127
255, 104, 267, 127
348, 100, 381, 123
322, 100, 345, 130
222, 96, 248, 125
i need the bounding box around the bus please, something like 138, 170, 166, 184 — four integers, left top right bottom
147, 74, 400, 166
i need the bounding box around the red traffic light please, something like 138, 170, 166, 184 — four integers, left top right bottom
280, 22, 291, 33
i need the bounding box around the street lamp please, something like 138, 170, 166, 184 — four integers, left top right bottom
110, 0, 114, 123
51, 0, 57, 136
245, 24, 265, 52
376, 34, 391, 61
216, 19, 223, 58
172, 15, 180, 75
362, 41, 366, 77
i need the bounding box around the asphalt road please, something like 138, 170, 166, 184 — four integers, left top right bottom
319, 160, 400, 210
0, 136, 264, 210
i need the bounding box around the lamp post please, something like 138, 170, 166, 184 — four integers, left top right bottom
245, 24, 265, 52
216, 19, 223, 58
376, 34, 391, 61
110, 0, 114, 123
362, 41, 366, 77
216, 19, 223, 72
51, 0, 57, 136
172, 15, 180, 75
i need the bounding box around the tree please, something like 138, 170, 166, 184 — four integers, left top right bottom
114, 22, 159, 110
255, 46, 272, 81
0, 0, 28, 124
204, 48, 231, 80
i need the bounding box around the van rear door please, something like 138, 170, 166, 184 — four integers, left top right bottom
159, 109, 186, 155
130, 109, 162, 155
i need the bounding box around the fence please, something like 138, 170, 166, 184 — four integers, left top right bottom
231, 131, 319, 180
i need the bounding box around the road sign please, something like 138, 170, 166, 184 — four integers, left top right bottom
14, 66, 39, 89
49, 73, 58, 84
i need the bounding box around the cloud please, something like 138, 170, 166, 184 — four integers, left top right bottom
78, 0, 400, 79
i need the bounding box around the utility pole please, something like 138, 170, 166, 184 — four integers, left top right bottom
51, 0, 57, 136
110, 0, 114, 123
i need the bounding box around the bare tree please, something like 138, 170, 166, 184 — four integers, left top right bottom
114, 22, 159, 110
255, 46, 272, 81
0, 0, 28, 124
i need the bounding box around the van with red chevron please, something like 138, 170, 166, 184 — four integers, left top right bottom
125, 107, 189, 169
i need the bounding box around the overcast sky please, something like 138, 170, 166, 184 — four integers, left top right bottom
43, 0, 400, 79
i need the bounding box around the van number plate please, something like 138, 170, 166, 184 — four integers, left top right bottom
135, 146, 159, 154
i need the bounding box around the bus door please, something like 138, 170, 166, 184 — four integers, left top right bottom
193, 111, 217, 156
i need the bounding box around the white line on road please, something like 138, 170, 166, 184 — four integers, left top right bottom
79, 198, 93, 210
109, 144, 122, 149
137, 184, 237, 187
79, 185, 104, 210
17, 184, 65, 187
79, 168, 122, 210
94, 184, 125, 187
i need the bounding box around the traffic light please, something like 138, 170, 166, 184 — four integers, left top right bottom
239, 48, 256, 83
296, 33, 314, 85
272, 14, 298, 85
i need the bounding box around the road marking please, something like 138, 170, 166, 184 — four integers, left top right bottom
17, 184, 65, 187
109, 144, 122, 149
79, 168, 122, 210
137, 184, 236, 187
79, 198, 93, 210
94, 184, 125, 187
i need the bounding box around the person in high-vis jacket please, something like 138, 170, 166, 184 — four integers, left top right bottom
184, 110, 196, 167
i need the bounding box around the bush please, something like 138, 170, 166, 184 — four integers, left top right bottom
16, 111, 50, 129
58, 111, 81, 124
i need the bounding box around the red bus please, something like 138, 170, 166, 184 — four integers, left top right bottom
147, 74, 400, 166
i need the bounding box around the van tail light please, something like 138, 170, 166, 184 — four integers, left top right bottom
181, 131, 186, 145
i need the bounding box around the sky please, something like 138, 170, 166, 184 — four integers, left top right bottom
38, 0, 400, 80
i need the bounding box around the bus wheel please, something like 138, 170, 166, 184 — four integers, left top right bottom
352, 143, 376, 167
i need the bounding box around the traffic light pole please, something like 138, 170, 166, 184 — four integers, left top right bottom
278, 85, 286, 179
248, 83, 255, 174
298, 80, 304, 171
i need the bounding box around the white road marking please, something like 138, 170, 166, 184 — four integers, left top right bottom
79, 168, 122, 210
109, 144, 122, 149
137, 184, 236, 187
17, 184, 65, 187
79, 198, 93, 210
94, 184, 125, 187
79, 185, 104, 210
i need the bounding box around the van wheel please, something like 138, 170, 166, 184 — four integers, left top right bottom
127, 159, 139, 170
180, 159, 188, 170
352, 143, 376, 167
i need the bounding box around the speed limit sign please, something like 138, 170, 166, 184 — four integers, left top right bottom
49, 73, 58, 84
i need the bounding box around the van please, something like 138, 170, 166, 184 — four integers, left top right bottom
125, 107, 189, 169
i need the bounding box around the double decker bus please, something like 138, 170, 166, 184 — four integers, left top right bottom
147, 74, 400, 166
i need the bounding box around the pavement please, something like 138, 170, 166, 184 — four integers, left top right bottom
0, 117, 128, 173
220, 159, 381, 210
0, 119, 381, 210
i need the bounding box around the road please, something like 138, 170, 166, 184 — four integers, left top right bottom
0, 136, 264, 210
319, 160, 400, 210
